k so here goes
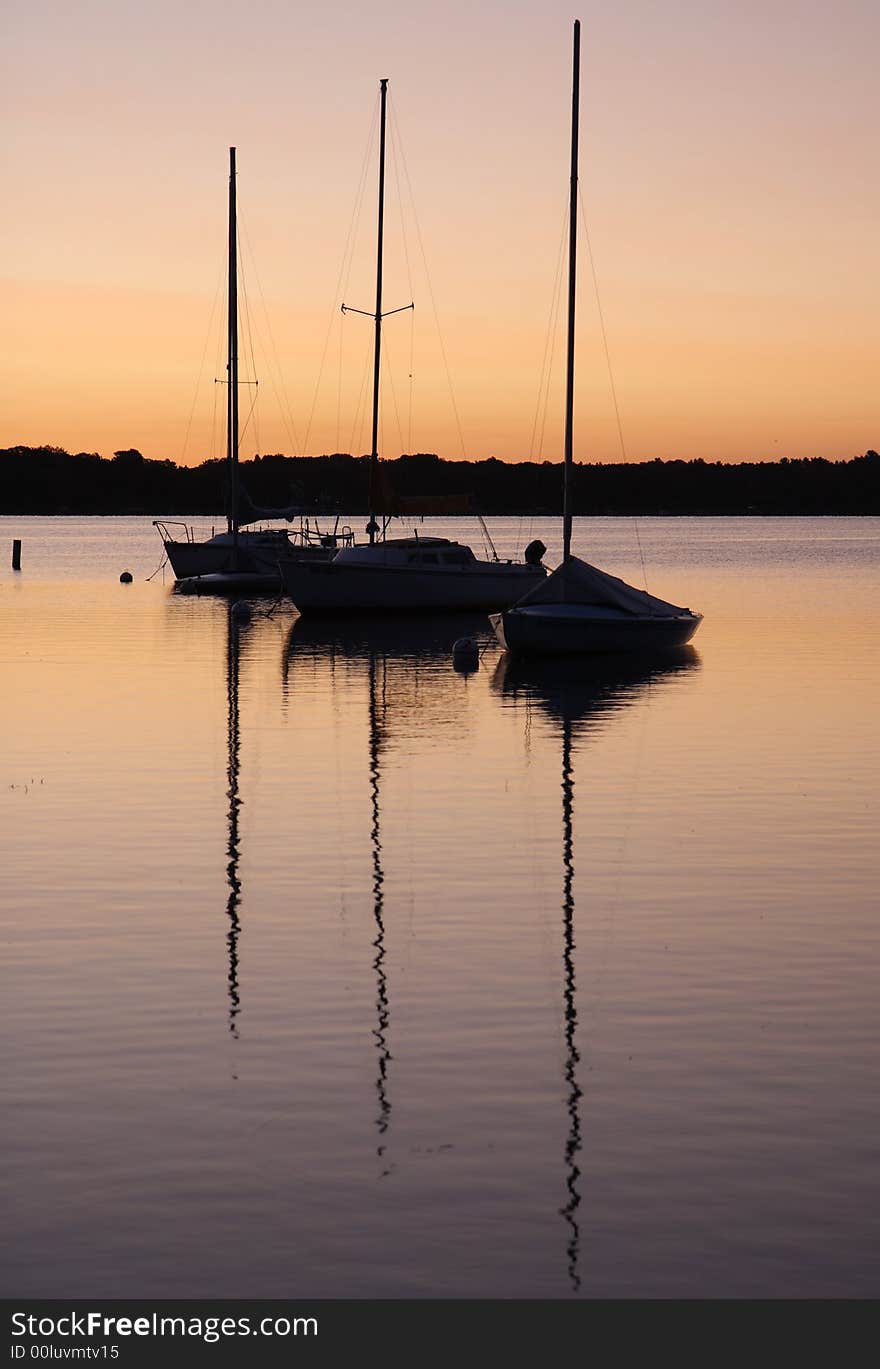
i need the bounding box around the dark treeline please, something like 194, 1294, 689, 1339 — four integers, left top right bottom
2, 445, 880, 515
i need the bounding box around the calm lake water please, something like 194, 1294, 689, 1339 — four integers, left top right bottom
2, 515, 878, 1298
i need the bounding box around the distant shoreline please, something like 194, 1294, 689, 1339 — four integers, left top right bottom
3, 446, 879, 517
5, 511, 880, 521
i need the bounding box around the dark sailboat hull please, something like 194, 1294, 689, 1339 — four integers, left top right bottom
492, 605, 703, 656
279, 558, 545, 614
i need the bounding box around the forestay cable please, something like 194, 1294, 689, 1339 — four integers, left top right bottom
578, 187, 649, 591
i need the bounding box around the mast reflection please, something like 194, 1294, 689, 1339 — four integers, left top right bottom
494, 645, 700, 1292
560, 712, 581, 1290
368, 650, 392, 1165
283, 613, 490, 676
225, 603, 243, 1038
283, 614, 490, 1170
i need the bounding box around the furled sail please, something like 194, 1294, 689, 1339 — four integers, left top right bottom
516, 556, 691, 617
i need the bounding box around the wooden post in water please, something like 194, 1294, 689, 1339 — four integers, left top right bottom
12, 539, 21, 570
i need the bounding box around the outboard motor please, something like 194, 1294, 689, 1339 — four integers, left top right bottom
524, 539, 547, 567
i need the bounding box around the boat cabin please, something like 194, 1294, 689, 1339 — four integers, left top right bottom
334, 538, 483, 570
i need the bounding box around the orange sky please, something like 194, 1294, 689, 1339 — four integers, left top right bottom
4, 1, 879, 465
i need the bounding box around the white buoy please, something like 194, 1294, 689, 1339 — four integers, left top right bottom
452, 636, 480, 673
119, 570, 133, 583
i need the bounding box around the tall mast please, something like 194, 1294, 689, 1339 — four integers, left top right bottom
227, 146, 239, 546
368, 79, 388, 544
562, 22, 580, 565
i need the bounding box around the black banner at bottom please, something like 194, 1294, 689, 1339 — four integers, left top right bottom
1, 1299, 865, 1365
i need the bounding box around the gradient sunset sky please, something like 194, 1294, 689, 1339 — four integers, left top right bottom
4, 0, 878, 465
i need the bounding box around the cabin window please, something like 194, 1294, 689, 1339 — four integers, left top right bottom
442, 551, 469, 565
421, 552, 439, 564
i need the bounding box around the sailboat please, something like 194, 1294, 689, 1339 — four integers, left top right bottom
492, 23, 702, 656
156, 148, 354, 593
278, 81, 546, 615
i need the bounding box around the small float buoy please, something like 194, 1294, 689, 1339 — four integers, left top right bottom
452, 636, 480, 674
231, 600, 252, 622
119, 570, 133, 583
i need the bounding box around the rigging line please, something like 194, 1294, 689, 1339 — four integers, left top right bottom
477, 514, 499, 561
238, 384, 260, 449
340, 99, 381, 306
529, 201, 570, 462
347, 332, 375, 459
238, 212, 302, 455
388, 104, 417, 455
235, 228, 268, 471
393, 123, 469, 462
388, 104, 416, 305
407, 299, 415, 455
211, 369, 221, 466
382, 327, 406, 464
578, 187, 649, 592
235, 225, 260, 410
210, 248, 229, 467
535, 259, 565, 544
379, 367, 385, 483
302, 98, 380, 455
345, 334, 368, 459
525, 199, 569, 552
145, 550, 169, 582
536, 217, 567, 463
180, 250, 226, 466
336, 301, 344, 453
238, 238, 262, 461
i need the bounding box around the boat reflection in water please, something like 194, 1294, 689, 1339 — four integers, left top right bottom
283, 614, 491, 1172
493, 645, 700, 1291
493, 645, 700, 728
282, 613, 492, 687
